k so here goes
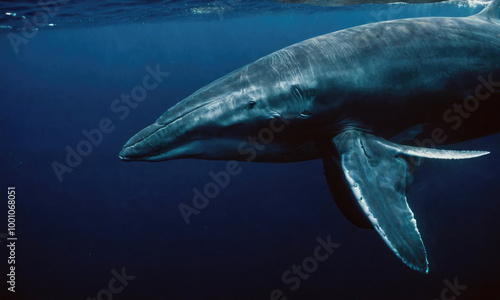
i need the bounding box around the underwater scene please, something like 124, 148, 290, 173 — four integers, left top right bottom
1, 0, 500, 299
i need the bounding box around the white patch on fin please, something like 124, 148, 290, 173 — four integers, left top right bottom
373, 140, 490, 160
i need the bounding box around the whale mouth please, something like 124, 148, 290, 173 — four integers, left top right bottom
119, 137, 209, 162
118, 146, 162, 162
118, 153, 132, 161
118, 141, 179, 162
119, 145, 176, 162
119, 99, 225, 162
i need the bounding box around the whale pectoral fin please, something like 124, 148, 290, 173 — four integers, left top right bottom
322, 154, 420, 230
331, 130, 489, 273
322, 156, 373, 229
332, 130, 428, 272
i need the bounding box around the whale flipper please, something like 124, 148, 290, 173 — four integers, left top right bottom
329, 130, 489, 273
322, 156, 373, 229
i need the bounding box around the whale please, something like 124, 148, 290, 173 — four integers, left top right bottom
119, 0, 500, 273
276, 0, 451, 6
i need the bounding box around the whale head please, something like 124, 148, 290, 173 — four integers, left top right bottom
118, 66, 303, 162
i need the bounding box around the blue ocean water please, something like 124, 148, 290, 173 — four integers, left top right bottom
1, 0, 500, 299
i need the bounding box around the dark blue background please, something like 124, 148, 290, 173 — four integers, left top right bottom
1, 2, 499, 299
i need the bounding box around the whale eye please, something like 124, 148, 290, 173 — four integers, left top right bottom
248, 101, 256, 109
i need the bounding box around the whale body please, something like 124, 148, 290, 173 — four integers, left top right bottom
120, 0, 500, 272
277, 0, 450, 6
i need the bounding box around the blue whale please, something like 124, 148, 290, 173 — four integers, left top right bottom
120, 0, 500, 273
